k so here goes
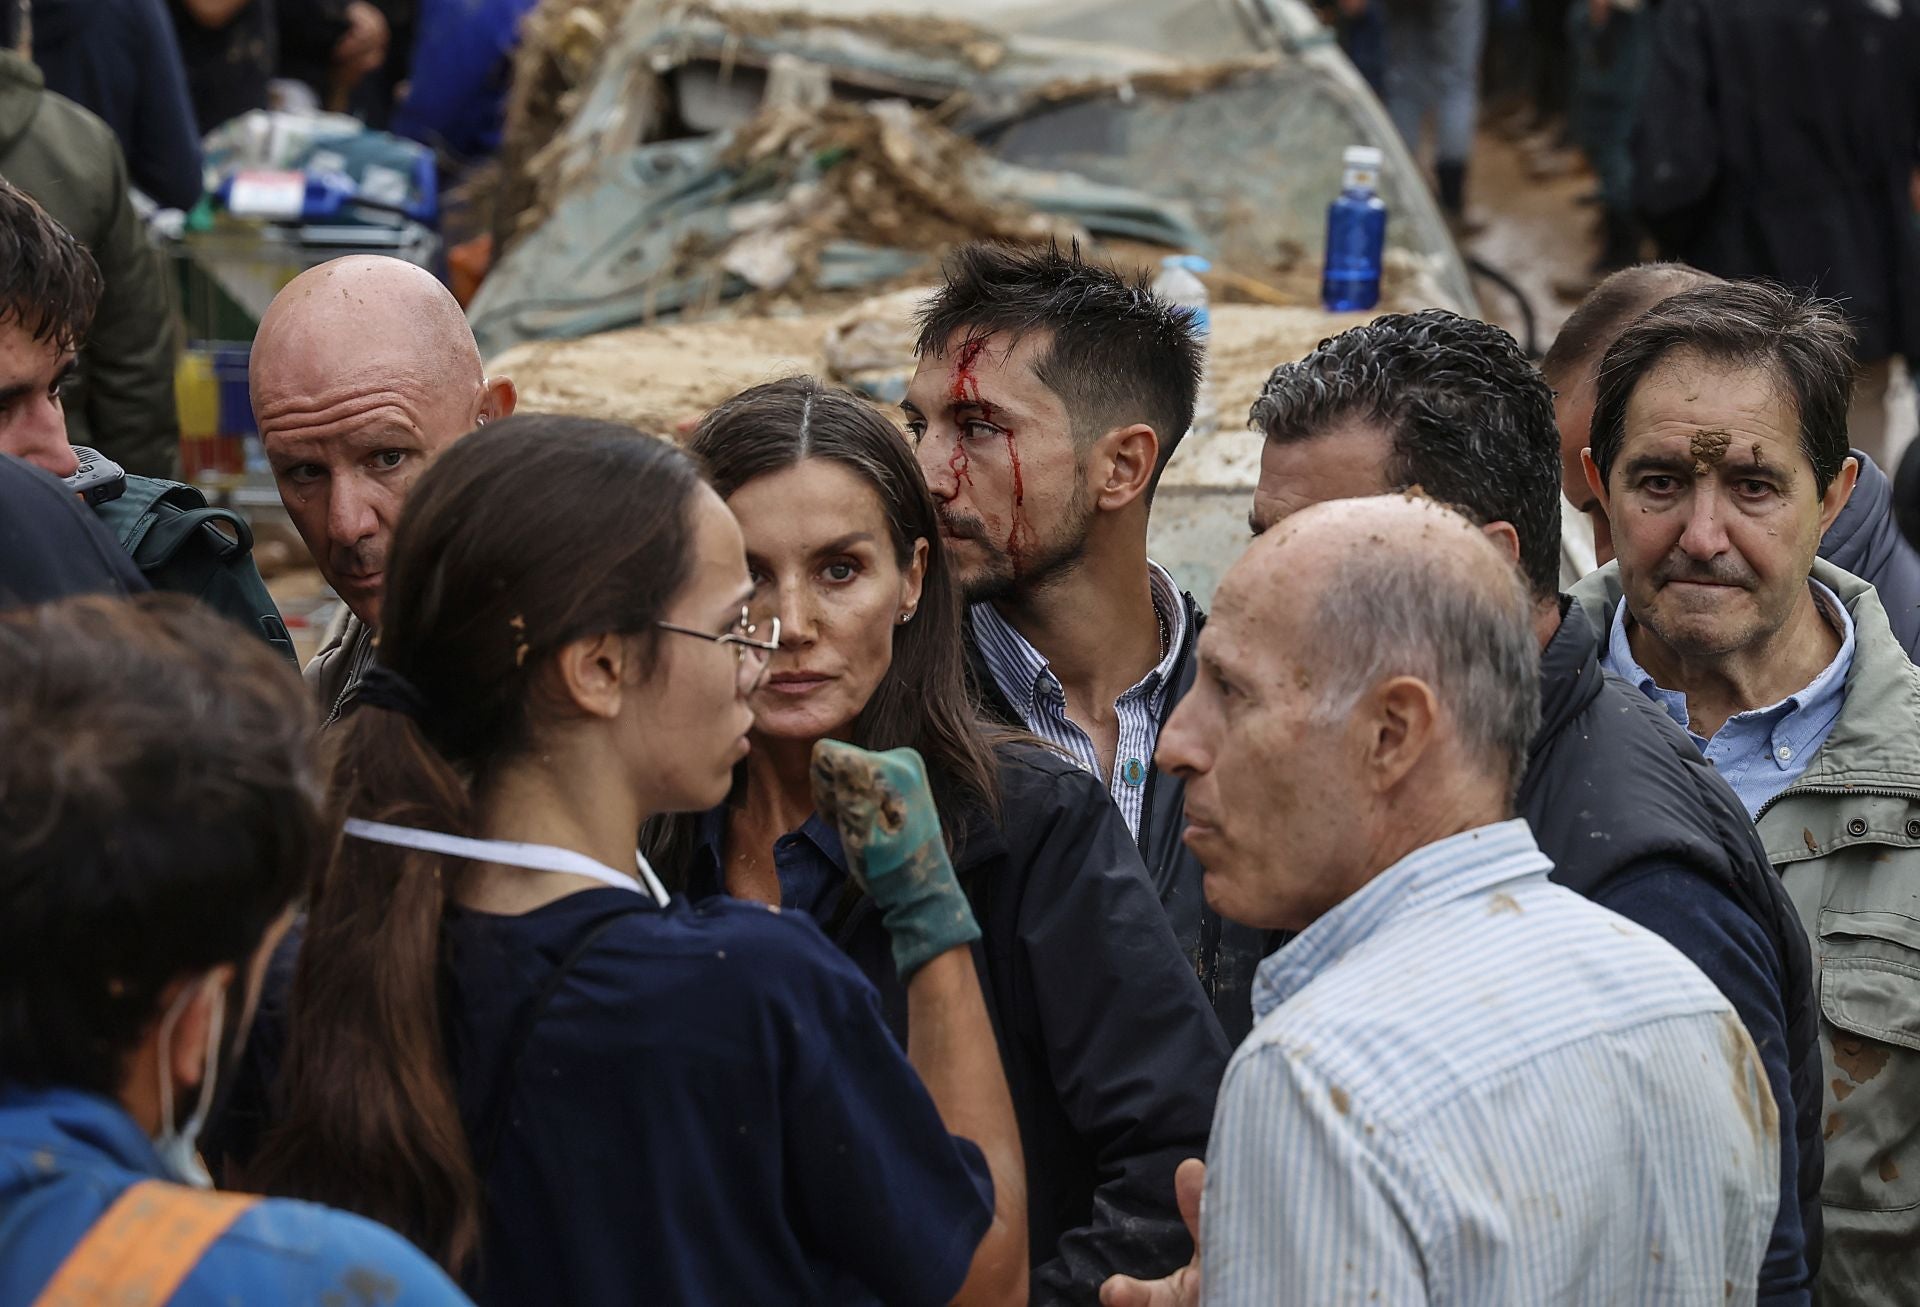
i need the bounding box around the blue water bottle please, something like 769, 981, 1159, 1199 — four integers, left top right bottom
1322, 145, 1389, 312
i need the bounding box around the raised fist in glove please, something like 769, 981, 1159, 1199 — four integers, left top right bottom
810, 740, 981, 980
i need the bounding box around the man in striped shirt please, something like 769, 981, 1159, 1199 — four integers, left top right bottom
905, 241, 1270, 1043
1105, 494, 1779, 1306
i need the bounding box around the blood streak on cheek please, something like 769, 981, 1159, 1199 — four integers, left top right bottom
948, 442, 972, 488
1003, 430, 1036, 567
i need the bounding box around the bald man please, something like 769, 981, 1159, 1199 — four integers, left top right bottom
1105, 497, 1781, 1307
251, 255, 515, 722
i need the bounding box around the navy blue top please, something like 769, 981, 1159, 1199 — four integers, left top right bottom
684, 746, 1231, 1303
30, 0, 203, 210
440, 887, 992, 1307
0, 1085, 468, 1305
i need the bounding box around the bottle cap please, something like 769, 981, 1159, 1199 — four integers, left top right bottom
1161, 253, 1213, 274
1343, 145, 1385, 168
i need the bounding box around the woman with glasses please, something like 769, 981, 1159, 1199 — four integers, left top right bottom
651, 379, 1231, 1303
231, 416, 1028, 1306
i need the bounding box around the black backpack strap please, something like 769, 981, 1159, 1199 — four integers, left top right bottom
475, 904, 646, 1177
134, 503, 253, 568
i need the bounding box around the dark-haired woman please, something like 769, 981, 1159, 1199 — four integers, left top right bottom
655, 378, 1231, 1303
233, 416, 1028, 1306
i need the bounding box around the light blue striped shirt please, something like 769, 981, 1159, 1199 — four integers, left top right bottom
970, 562, 1186, 840
1204, 820, 1780, 1306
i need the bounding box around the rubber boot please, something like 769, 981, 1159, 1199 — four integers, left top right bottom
1436, 160, 1486, 238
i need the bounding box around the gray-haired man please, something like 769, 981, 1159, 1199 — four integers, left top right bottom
1573, 279, 1920, 1304
1105, 494, 1779, 1306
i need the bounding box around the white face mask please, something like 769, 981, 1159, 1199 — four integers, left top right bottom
152, 972, 226, 1189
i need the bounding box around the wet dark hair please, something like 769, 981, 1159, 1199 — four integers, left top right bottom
248, 415, 706, 1273
0, 595, 319, 1096
914, 240, 1203, 492
647, 377, 1001, 876
1541, 262, 1719, 388
1250, 310, 1563, 601
1589, 280, 1857, 498
0, 176, 102, 354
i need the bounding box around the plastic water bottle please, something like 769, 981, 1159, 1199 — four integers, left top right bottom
1322, 145, 1389, 312
1155, 254, 1217, 439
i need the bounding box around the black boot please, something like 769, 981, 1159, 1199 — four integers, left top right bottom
1436, 160, 1485, 238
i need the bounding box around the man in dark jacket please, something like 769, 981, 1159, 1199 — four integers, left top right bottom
0, 49, 179, 477
1822, 447, 1920, 658
24, 0, 203, 211
1246, 310, 1823, 1306
0, 176, 289, 658
1548, 262, 1920, 656
1632, 0, 1920, 462
904, 241, 1270, 1044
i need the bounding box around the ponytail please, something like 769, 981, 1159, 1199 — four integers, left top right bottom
245, 703, 483, 1272
240, 417, 705, 1275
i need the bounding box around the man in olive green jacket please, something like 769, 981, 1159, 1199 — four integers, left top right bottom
1571, 278, 1919, 1305
0, 49, 178, 477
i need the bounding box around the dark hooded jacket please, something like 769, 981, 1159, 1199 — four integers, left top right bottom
0, 51, 180, 478
965, 594, 1273, 1046
0, 454, 148, 607
1632, 0, 1920, 363
27, 0, 203, 211
683, 745, 1231, 1304
1822, 448, 1920, 658
1530, 599, 1823, 1304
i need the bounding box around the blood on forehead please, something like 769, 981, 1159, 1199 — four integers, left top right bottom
949, 336, 997, 422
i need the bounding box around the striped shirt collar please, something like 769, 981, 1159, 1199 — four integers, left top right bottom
970, 560, 1188, 726
1253, 818, 1551, 1019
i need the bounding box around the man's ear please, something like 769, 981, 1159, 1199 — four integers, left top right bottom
1581, 448, 1611, 515
480, 374, 517, 424
551, 631, 629, 721
169, 965, 237, 1092
1480, 520, 1522, 569
1818, 456, 1860, 535
1094, 423, 1159, 512
1362, 675, 1438, 795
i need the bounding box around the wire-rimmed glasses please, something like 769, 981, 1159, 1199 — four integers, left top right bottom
656, 605, 782, 692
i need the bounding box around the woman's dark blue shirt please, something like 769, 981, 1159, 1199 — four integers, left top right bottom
218, 889, 992, 1307
686, 746, 1230, 1304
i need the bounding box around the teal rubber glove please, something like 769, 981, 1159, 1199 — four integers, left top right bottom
810, 740, 981, 980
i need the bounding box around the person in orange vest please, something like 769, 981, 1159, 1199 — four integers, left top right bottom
0, 595, 471, 1306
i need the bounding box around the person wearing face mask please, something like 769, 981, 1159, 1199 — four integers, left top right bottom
0, 595, 469, 1305
225, 414, 1029, 1307
651, 378, 1231, 1304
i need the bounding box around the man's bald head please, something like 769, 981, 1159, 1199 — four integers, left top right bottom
251, 256, 515, 628
1159, 495, 1540, 930
1233, 494, 1541, 793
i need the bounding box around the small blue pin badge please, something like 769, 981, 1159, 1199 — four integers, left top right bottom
1120, 757, 1148, 787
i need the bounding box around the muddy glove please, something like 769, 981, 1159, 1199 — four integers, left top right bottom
810, 740, 980, 980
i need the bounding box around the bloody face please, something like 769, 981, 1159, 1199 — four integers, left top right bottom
904, 329, 1093, 604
